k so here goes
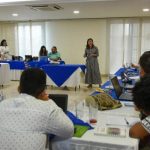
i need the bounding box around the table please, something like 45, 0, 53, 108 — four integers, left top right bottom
52, 103, 139, 150
93, 67, 140, 100
0, 63, 10, 86
42, 64, 86, 88
0, 60, 65, 80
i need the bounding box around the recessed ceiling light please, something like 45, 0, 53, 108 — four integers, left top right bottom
12, 13, 18, 17
73, 10, 80, 14
143, 8, 150, 12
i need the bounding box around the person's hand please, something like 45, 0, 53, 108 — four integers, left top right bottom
90, 53, 97, 57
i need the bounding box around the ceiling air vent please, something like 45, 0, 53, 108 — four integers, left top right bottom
28, 4, 63, 11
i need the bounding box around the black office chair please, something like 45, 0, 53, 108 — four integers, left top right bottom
48, 94, 68, 113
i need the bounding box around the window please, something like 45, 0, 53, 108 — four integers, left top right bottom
18, 22, 45, 57
109, 19, 140, 74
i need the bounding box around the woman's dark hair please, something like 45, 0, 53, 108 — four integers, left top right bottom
0, 39, 7, 46
139, 51, 150, 74
86, 38, 94, 49
132, 75, 150, 114
39, 46, 48, 56
19, 68, 46, 98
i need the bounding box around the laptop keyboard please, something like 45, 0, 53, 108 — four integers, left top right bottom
119, 93, 133, 101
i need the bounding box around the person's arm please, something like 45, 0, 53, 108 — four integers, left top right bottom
129, 122, 149, 140
83, 49, 87, 58
90, 47, 99, 57
131, 63, 139, 69
57, 52, 61, 61
46, 102, 74, 140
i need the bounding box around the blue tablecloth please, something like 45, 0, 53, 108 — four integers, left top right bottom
42, 64, 86, 87
93, 67, 139, 100
0, 60, 65, 70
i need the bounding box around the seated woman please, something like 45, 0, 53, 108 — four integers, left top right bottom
129, 75, 150, 149
0, 68, 74, 150
48, 46, 61, 61
39, 45, 48, 56
0, 39, 9, 60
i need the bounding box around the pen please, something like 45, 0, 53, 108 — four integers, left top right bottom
124, 117, 129, 125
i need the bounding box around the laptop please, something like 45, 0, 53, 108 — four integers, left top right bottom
48, 94, 68, 113
120, 72, 134, 89
25, 55, 33, 62
39, 56, 48, 62
111, 76, 133, 101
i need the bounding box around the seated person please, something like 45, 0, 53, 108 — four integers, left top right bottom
0, 39, 9, 60
39, 45, 48, 56
131, 51, 150, 71
129, 75, 150, 149
0, 68, 74, 150
48, 46, 61, 61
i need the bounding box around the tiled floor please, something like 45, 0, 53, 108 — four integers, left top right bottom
0, 76, 108, 111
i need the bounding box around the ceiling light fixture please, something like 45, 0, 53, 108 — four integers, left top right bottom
73, 10, 80, 14
143, 8, 150, 12
0, 0, 35, 3
12, 13, 18, 17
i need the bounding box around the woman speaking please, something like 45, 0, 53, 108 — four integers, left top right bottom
84, 38, 102, 88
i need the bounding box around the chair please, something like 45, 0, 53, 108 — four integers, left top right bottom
48, 94, 68, 113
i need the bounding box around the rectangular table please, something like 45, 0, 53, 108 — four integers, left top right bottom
52, 103, 139, 150
42, 64, 86, 88
0, 60, 86, 88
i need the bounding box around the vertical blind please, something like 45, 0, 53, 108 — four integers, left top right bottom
18, 22, 46, 57
109, 18, 150, 74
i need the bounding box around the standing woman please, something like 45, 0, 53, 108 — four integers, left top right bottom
84, 38, 102, 88
39, 45, 48, 56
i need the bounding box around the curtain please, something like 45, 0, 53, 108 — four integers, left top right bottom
108, 19, 141, 74
18, 22, 46, 57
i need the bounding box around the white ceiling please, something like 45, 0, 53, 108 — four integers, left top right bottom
0, 0, 150, 21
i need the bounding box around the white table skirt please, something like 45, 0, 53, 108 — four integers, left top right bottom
8, 68, 85, 88
10, 70, 22, 80
52, 103, 139, 150
0, 63, 10, 85
46, 68, 84, 87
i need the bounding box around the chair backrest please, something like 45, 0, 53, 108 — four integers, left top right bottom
48, 94, 68, 113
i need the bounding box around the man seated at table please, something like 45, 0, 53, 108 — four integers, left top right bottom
129, 75, 150, 150
48, 46, 61, 62
0, 68, 74, 150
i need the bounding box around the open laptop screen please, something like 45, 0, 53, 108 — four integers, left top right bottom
111, 76, 123, 98
39, 56, 48, 62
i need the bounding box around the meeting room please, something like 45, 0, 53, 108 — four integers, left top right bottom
0, 0, 150, 150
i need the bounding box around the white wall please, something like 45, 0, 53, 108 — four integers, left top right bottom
0, 19, 108, 74
45, 19, 108, 74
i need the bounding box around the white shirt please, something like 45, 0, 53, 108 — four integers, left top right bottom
0, 46, 9, 54
0, 46, 9, 60
0, 94, 74, 150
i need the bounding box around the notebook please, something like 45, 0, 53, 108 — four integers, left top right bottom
111, 76, 133, 101
94, 126, 126, 137
74, 125, 89, 138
